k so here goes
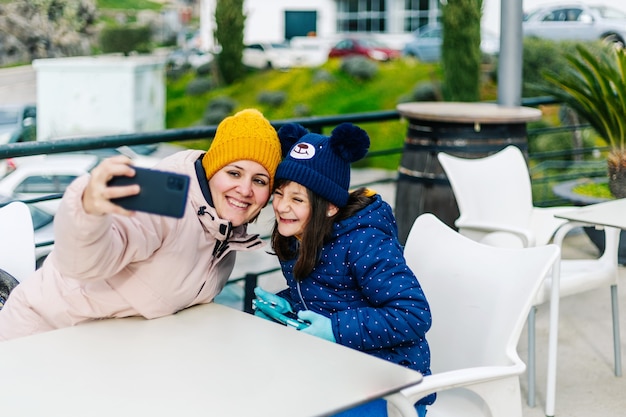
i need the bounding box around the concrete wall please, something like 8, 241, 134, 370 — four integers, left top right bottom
32, 56, 165, 141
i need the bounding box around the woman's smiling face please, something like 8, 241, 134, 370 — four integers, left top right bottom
208, 160, 271, 227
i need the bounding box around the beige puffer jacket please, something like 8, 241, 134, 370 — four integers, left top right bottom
0, 150, 265, 340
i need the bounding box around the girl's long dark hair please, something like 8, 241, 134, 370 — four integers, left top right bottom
271, 180, 374, 280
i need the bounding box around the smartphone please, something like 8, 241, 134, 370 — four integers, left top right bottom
252, 299, 311, 330
107, 166, 190, 218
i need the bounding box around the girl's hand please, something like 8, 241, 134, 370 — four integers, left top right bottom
253, 287, 293, 314
298, 310, 336, 343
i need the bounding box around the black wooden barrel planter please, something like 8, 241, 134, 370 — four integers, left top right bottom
395, 102, 542, 244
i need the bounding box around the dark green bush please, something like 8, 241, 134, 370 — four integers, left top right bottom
293, 104, 311, 117
522, 37, 604, 97
203, 96, 237, 125
166, 66, 188, 81
257, 91, 287, 107
196, 61, 213, 77
528, 118, 596, 158
411, 81, 442, 102
340, 56, 378, 81
312, 69, 335, 84
100, 25, 153, 55
186, 78, 214, 96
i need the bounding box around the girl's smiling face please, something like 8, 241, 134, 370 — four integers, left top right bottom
272, 181, 311, 238
208, 160, 271, 227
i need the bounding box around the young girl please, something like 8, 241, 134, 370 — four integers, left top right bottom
0, 109, 283, 340
255, 122, 434, 416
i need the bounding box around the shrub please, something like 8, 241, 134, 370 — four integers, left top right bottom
293, 104, 311, 117
312, 69, 335, 84
100, 25, 152, 55
202, 96, 237, 125
340, 56, 378, 80
257, 91, 287, 107
414, 81, 442, 101
166, 66, 188, 81
195, 62, 213, 77
521, 37, 604, 97
527, 119, 596, 158
186, 78, 214, 96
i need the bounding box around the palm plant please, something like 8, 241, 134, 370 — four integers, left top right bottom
541, 43, 626, 198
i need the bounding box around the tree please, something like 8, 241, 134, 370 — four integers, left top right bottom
214, 0, 246, 85
441, 0, 482, 101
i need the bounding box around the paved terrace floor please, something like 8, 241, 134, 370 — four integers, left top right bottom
214, 168, 626, 417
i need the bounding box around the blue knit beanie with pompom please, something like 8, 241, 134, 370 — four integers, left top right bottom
275, 122, 370, 207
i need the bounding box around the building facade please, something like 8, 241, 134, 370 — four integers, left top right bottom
198, 0, 441, 51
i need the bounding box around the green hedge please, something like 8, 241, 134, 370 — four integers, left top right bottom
100, 25, 153, 55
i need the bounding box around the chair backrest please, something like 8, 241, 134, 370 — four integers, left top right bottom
404, 213, 560, 372
438, 146, 534, 233
0, 201, 35, 282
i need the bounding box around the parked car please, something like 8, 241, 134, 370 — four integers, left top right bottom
402, 24, 500, 62
288, 36, 334, 67
0, 104, 37, 177
242, 42, 306, 70
522, 3, 626, 46
0, 154, 99, 214
0, 104, 36, 146
166, 48, 213, 70
328, 37, 401, 61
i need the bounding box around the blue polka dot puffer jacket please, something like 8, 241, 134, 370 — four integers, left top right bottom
277, 194, 435, 406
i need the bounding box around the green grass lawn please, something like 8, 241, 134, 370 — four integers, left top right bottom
97, 0, 162, 10
166, 58, 493, 170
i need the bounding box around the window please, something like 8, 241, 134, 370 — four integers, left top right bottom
14, 175, 78, 194
337, 0, 386, 32
404, 0, 435, 31
336, 0, 440, 34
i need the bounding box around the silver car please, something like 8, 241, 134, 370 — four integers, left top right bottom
402, 24, 500, 62
523, 3, 626, 47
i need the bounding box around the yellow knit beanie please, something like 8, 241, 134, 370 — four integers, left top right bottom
202, 109, 281, 188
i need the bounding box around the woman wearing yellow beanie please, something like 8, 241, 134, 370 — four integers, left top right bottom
0, 109, 283, 341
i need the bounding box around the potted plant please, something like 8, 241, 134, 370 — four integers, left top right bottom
541, 43, 626, 198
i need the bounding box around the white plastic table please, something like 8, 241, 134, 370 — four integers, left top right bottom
555, 198, 626, 229
0, 302, 422, 417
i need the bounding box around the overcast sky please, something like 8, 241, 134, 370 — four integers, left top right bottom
482, 0, 626, 35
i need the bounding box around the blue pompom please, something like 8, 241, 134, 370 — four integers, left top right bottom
329, 123, 370, 163
278, 123, 309, 157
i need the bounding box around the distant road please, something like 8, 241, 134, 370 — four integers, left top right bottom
0, 65, 36, 105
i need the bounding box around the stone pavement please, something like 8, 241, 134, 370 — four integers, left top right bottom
215, 167, 626, 417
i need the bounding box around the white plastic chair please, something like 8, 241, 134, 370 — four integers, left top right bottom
0, 201, 35, 282
437, 145, 572, 248
386, 213, 560, 417
437, 145, 622, 416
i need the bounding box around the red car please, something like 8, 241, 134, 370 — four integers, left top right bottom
328, 37, 400, 61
